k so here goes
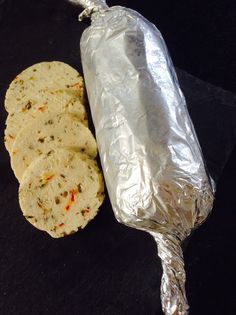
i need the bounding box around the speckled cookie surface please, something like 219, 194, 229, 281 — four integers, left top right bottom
19, 149, 104, 238
5, 61, 85, 113
11, 113, 97, 181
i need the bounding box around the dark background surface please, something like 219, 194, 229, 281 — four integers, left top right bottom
0, 0, 236, 314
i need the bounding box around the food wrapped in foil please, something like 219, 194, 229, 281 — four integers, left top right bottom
69, 1, 215, 314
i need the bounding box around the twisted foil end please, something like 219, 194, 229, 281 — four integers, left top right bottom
68, 0, 108, 20
152, 233, 189, 315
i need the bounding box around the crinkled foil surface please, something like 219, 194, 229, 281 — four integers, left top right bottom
77, 3, 215, 314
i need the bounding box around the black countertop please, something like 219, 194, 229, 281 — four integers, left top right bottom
0, 1, 236, 314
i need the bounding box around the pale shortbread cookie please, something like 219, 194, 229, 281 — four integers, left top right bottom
11, 113, 97, 181
19, 149, 104, 238
4, 88, 88, 154
5, 61, 85, 113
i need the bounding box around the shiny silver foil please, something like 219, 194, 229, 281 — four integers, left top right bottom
71, 1, 215, 314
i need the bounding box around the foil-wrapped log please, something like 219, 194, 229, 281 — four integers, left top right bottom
69, 1, 215, 314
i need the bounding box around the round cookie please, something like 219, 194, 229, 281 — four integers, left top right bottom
4, 88, 88, 154
5, 61, 85, 113
19, 149, 104, 238
11, 113, 97, 181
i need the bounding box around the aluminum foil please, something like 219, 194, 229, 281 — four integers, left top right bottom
70, 1, 215, 314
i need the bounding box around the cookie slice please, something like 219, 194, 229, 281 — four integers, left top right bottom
19, 149, 104, 238
4, 88, 88, 154
11, 113, 97, 181
5, 61, 85, 113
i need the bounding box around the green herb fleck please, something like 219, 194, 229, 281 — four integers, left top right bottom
77, 183, 82, 193
61, 191, 68, 198
55, 196, 60, 204
22, 101, 32, 112
25, 215, 34, 219
38, 137, 45, 143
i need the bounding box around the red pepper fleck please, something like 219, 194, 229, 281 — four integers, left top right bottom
58, 223, 64, 227
45, 175, 54, 181
8, 134, 15, 140
72, 82, 82, 89
38, 106, 46, 112
71, 191, 75, 202
64, 189, 77, 211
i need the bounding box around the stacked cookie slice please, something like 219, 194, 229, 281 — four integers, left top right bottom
4, 61, 104, 238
